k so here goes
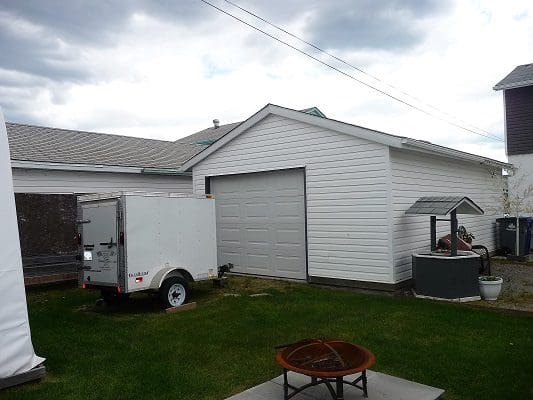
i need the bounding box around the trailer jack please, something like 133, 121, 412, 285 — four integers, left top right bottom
213, 263, 234, 288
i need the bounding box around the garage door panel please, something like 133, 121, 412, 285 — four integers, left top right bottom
218, 203, 241, 220
218, 248, 242, 267
218, 227, 242, 245
244, 227, 271, 245
212, 169, 306, 279
274, 255, 303, 275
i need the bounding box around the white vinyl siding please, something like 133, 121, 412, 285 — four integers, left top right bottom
12, 168, 192, 194
390, 149, 502, 282
193, 115, 393, 283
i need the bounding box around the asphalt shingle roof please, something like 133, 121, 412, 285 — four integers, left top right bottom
6, 121, 240, 170
494, 63, 533, 90
405, 196, 484, 216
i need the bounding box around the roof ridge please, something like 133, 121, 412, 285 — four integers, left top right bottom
6, 121, 174, 144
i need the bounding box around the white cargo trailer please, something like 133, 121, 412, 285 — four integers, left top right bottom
77, 192, 222, 307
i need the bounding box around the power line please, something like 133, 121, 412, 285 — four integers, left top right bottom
199, 0, 503, 142
223, 0, 501, 140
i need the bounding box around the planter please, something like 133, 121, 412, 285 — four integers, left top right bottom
478, 276, 503, 301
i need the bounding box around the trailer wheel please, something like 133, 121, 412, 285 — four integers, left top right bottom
160, 276, 189, 308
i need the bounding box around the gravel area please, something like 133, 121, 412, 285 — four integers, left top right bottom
473, 259, 533, 312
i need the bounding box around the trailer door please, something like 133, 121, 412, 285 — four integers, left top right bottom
81, 201, 119, 286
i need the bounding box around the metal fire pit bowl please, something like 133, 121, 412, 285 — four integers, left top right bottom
275, 338, 376, 399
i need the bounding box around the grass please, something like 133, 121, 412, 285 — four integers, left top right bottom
3, 277, 532, 400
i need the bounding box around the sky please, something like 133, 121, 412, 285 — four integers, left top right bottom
0, 0, 531, 162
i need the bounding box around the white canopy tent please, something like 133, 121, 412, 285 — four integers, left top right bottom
0, 109, 45, 388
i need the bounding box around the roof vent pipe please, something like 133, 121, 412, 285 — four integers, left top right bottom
213, 119, 220, 129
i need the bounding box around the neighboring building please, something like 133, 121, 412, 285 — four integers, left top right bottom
183, 104, 510, 290
494, 63, 533, 195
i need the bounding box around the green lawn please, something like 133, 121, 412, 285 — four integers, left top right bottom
3, 277, 532, 400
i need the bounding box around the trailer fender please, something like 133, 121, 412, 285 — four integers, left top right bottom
149, 267, 193, 290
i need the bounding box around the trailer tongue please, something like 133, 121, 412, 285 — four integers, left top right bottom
77, 191, 226, 307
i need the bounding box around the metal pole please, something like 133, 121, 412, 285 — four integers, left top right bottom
450, 210, 458, 256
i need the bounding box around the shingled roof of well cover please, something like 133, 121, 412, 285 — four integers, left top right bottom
6, 121, 240, 170
405, 196, 484, 216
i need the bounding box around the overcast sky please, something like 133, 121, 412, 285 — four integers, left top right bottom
0, 0, 531, 161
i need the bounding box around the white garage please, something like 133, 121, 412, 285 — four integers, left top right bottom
210, 168, 306, 279
184, 104, 511, 290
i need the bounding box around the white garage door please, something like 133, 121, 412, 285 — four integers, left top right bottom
211, 169, 306, 279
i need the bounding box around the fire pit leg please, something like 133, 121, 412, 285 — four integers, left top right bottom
283, 369, 289, 400
362, 370, 368, 397
336, 377, 344, 399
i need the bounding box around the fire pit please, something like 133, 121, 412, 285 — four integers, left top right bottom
275, 338, 376, 399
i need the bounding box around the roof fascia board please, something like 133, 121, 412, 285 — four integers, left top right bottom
181, 103, 403, 170
270, 105, 403, 148
181, 104, 273, 171
400, 139, 511, 170
11, 160, 189, 176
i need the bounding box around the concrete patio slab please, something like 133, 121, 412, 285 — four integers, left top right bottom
225, 370, 444, 400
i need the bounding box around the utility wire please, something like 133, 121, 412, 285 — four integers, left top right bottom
199, 0, 503, 142
223, 0, 501, 141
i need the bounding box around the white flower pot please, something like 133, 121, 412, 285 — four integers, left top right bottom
478, 277, 503, 301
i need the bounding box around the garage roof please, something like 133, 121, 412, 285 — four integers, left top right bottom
181, 104, 511, 171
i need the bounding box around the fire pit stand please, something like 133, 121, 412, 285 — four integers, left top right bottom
281, 368, 368, 399
275, 338, 376, 400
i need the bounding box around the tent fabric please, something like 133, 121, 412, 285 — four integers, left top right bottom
0, 109, 44, 378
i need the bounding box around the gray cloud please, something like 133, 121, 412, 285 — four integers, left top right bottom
0, 1, 208, 44
0, 0, 211, 83
303, 0, 448, 50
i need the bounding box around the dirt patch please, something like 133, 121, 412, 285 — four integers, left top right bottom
473, 260, 533, 312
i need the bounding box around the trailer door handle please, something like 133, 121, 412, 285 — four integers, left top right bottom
99, 237, 116, 248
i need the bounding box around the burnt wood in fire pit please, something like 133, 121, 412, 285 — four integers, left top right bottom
275, 338, 376, 399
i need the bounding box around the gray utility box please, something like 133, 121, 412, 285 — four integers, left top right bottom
412, 252, 480, 300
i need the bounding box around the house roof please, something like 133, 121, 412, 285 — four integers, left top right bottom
181, 103, 512, 171
405, 196, 484, 216
494, 63, 533, 90
6, 121, 238, 172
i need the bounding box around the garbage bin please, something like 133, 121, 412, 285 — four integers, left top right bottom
496, 217, 533, 256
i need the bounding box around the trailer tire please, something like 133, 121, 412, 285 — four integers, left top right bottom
160, 276, 189, 308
